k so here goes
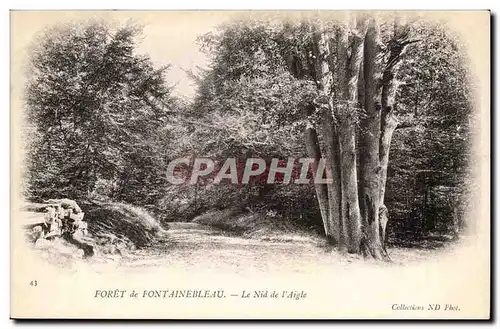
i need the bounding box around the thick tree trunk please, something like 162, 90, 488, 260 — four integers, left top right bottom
313, 30, 342, 244
379, 112, 398, 205
377, 20, 413, 250
378, 113, 397, 250
338, 117, 361, 252
379, 21, 404, 208
285, 50, 336, 240
336, 22, 364, 253
304, 121, 332, 237
359, 20, 385, 260
321, 115, 343, 244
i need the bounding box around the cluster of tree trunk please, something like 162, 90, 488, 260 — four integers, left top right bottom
289, 17, 417, 260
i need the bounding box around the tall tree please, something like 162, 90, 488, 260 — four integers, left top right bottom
195, 14, 470, 259
334, 19, 364, 253
25, 21, 173, 201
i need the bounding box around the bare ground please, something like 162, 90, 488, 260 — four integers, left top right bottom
29, 221, 458, 275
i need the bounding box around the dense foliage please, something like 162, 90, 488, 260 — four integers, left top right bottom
23, 18, 474, 244
25, 21, 176, 206
190, 19, 474, 242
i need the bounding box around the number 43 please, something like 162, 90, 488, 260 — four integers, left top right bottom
30, 280, 38, 287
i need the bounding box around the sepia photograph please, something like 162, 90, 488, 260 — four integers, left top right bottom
10, 10, 490, 319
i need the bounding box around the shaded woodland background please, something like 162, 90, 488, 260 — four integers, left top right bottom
23, 15, 475, 257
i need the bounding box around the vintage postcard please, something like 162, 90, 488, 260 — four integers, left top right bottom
10, 10, 490, 319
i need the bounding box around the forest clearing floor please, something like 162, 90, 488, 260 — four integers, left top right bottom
23, 216, 467, 275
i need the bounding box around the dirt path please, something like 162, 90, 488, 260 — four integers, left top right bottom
116, 222, 342, 274
30, 221, 448, 274
107, 222, 448, 274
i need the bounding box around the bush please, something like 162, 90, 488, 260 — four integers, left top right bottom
83, 201, 164, 248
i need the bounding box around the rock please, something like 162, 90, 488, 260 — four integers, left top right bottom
34, 238, 52, 249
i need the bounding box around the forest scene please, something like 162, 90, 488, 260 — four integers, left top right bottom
20, 12, 477, 268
